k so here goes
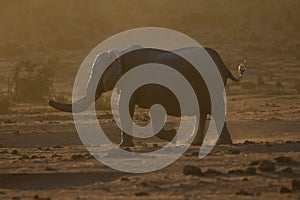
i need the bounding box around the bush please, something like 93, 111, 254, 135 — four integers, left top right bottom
13, 60, 54, 102
0, 96, 13, 114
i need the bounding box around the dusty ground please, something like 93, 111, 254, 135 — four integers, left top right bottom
0, 1, 300, 200
0, 106, 299, 200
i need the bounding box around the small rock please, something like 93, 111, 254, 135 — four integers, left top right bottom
279, 186, 292, 193
291, 179, 300, 191
33, 195, 51, 200
183, 165, 202, 176
11, 197, 21, 200
228, 169, 244, 175
52, 145, 64, 149
135, 191, 149, 196
236, 189, 253, 196
45, 166, 56, 171
30, 155, 39, 159
242, 177, 248, 181
204, 168, 222, 176
281, 167, 294, 174
259, 160, 275, 172
11, 149, 18, 155
275, 156, 292, 163
190, 151, 199, 156
3, 119, 14, 124
227, 149, 240, 154
139, 181, 149, 187
84, 153, 93, 159
120, 177, 130, 181
13, 130, 20, 135
71, 154, 85, 160
245, 167, 256, 175
250, 160, 260, 166
51, 154, 61, 158
19, 154, 30, 160
265, 142, 272, 147
243, 140, 255, 145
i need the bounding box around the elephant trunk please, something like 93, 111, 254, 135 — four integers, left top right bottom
49, 85, 103, 113
227, 72, 241, 82
48, 95, 92, 113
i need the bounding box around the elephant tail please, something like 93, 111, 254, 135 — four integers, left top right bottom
227, 61, 246, 82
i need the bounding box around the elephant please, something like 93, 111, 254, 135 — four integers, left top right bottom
49, 46, 245, 147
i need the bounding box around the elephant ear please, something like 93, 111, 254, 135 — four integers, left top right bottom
121, 44, 143, 54
85, 51, 109, 95
118, 44, 144, 74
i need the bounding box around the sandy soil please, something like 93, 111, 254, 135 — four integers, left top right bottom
0, 108, 300, 200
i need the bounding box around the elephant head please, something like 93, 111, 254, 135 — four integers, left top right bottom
49, 45, 143, 112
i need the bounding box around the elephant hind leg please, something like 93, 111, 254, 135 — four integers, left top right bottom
216, 121, 233, 145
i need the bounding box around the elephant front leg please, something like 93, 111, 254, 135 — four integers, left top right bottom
190, 113, 206, 145
119, 99, 135, 148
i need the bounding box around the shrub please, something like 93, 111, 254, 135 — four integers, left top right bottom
0, 95, 13, 114
13, 60, 54, 102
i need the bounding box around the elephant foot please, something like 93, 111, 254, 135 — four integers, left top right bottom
119, 140, 135, 148
156, 129, 176, 142
119, 132, 135, 148
190, 138, 202, 146
183, 131, 203, 146
216, 131, 233, 145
